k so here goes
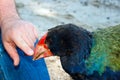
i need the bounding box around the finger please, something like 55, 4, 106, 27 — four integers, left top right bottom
28, 32, 35, 43
21, 34, 34, 49
14, 37, 34, 56
27, 29, 37, 46
24, 26, 37, 48
25, 27, 38, 49
33, 27, 38, 38
3, 42, 19, 66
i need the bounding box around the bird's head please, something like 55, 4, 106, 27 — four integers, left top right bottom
33, 24, 92, 60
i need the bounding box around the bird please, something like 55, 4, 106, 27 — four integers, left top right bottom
33, 24, 120, 80
0, 35, 50, 80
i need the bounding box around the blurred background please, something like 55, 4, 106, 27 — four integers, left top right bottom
15, 0, 120, 80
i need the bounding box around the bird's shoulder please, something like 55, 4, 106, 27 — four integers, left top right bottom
86, 24, 120, 75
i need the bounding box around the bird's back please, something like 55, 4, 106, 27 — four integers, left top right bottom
85, 25, 120, 79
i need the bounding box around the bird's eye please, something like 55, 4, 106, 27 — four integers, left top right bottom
46, 38, 52, 44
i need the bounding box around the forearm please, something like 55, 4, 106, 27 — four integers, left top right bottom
0, 0, 20, 26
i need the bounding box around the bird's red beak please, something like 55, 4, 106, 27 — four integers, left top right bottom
33, 33, 53, 60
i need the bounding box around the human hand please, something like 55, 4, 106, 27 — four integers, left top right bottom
1, 19, 38, 66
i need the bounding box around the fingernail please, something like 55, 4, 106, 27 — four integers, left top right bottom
29, 50, 34, 55
14, 60, 19, 66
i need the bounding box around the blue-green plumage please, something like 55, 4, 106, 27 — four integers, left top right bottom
85, 25, 120, 79
45, 24, 120, 80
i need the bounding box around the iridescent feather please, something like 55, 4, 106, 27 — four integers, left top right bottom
86, 25, 120, 75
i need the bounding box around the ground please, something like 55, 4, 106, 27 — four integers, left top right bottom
15, 0, 120, 80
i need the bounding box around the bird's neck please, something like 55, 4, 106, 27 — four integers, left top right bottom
60, 32, 93, 75
60, 55, 87, 75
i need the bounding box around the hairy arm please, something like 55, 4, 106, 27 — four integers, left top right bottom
0, 0, 19, 25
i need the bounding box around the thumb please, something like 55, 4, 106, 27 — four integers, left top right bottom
3, 42, 20, 66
